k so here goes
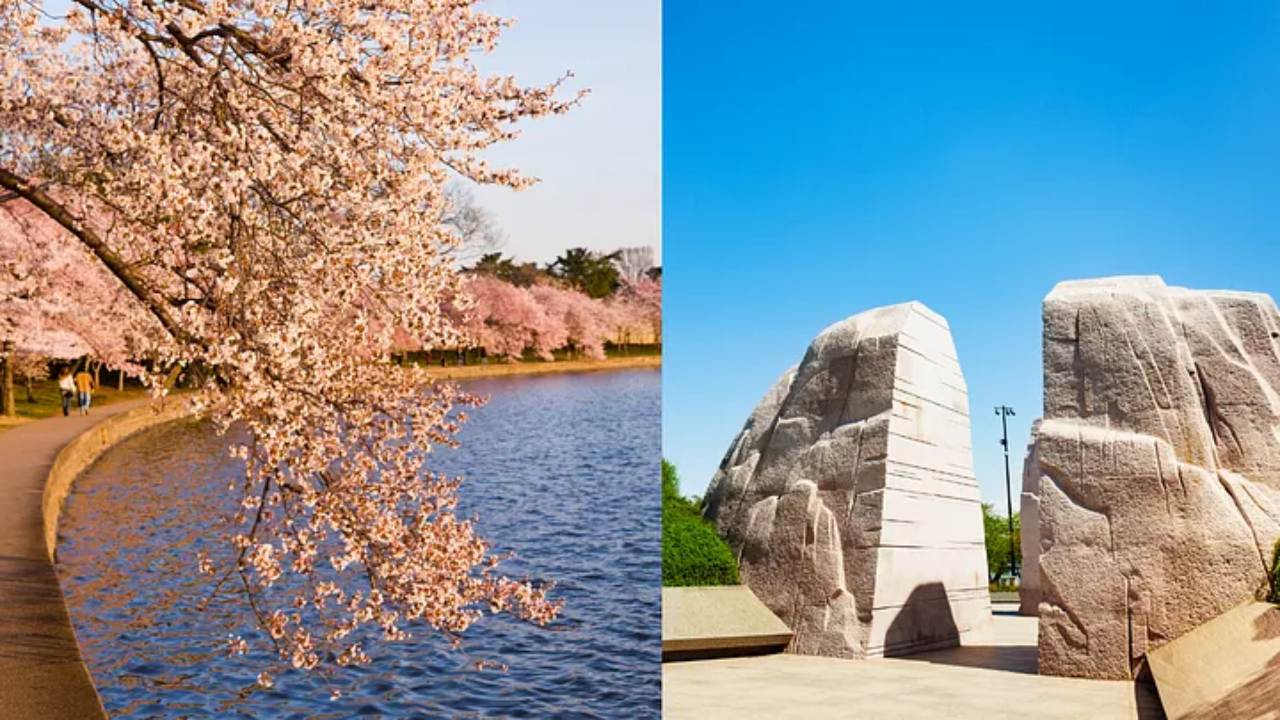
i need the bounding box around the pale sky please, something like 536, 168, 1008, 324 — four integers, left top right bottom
472, 0, 661, 266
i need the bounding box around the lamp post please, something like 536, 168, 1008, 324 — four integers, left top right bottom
995, 405, 1016, 585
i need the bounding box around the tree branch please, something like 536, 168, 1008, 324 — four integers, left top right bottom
0, 168, 194, 345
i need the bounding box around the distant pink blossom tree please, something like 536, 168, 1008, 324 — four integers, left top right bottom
453, 273, 659, 363
614, 277, 662, 344
530, 283, 609, 360
459, 274, 544, 361
10, 349, 50, 403
0, 199, 156, 413
1, 0, 585, 675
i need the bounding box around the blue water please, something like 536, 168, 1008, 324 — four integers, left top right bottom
56, 369, 661, 719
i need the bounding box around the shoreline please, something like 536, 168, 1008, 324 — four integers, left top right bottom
424, 354, 660, 381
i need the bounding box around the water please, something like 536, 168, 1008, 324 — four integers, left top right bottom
56, 369, 661, 719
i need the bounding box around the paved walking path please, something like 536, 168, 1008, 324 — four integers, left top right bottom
0, 398, 154, 720
663, 604, 1167, 720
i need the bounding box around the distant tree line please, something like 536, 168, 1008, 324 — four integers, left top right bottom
468, 245, 661, 299
387, 246, 661, 365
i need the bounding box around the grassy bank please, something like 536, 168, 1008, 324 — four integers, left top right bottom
0, 379, 152, 431
425, 353, 660, 381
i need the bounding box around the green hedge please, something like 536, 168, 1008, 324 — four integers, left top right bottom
662, 460, 739, 587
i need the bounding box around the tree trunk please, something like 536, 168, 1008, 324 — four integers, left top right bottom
118, 367, 125, 392
24, 376, 34, 403
1, 344, 14, 418
94, 360, 101, 387
162, 362, 183, 389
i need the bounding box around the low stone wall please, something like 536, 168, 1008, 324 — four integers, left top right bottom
662, 586, 794, 661
42, 399, 191, 561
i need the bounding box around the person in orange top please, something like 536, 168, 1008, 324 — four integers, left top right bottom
73, 368, 95, 415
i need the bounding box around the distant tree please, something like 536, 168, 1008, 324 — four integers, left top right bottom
662, 460, 698, 516
468, 252, 543, 288
13, 350, 49, 403
531, 283, 609, 359
548, 248, 621, 299
610, 278, 661, 347
1269, 538, 1280, 604
440, 184, 506, 264
459, 275, 544, 360
614, 246, 656, 283
982, 503, 1021, 585
471, 252, 513, 276
506, 263, 544, 288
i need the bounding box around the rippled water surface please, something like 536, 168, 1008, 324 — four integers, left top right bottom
57, 370, 660, 719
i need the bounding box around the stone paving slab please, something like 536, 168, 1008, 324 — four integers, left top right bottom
1148, 600, 1280, 720
662, 586, 793, 658
0, 398, 158, 720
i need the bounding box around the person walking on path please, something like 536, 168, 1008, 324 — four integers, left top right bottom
58, 369, 76, 417
73, 367, 95, 415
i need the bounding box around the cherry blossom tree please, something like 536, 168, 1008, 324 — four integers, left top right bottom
459, 274, 543, 361
12, 349, 49, 403
1, 0, 584, 675
530, 282, 608, 360
1, 198, 156, 410
614, 277, 661, 344
602, 294, 643, 352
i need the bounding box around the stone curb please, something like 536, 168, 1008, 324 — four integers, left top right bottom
43, 399, 192, 562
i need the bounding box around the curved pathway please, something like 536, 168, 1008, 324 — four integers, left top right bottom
0, 398, 153, 720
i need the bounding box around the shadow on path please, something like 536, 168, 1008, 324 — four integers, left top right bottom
909, 642, 1041, 675
887, 593, 1037, 676
882, 583, 965, 659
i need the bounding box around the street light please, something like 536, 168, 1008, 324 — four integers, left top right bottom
995, 405, 1016, 586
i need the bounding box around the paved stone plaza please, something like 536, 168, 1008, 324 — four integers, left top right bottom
662, 604, 1165, 720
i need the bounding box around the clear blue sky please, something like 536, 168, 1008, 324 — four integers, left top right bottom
662, 2, 1280, 508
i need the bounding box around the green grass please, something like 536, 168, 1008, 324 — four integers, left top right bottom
1, 376, 151, 428
662, 459, 739, 587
